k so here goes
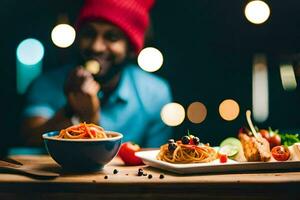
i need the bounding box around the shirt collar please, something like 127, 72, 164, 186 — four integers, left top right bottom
105, 67, 134, 104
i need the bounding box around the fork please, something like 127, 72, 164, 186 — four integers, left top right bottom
0, 159, 59, 179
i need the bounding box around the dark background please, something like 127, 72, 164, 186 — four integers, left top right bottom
0, 0, 299, 153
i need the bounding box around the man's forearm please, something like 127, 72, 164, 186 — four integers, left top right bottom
22, 107, 101, 146
21, 108, 73, 146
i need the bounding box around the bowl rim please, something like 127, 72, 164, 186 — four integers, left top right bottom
42, 130, 123, 142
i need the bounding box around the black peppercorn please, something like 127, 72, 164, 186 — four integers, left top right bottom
137, 168, 143, 176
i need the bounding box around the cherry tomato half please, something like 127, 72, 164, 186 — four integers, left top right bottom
189, 135, 195, 145
271, 145, 290, 161
219, 154, 228, 163
118, 142, 144, 166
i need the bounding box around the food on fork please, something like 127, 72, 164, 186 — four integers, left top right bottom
85, 59, 101, 75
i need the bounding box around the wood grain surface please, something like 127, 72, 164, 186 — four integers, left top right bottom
0, 155, 299, 200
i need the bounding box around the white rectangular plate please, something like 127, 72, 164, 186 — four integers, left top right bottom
135, 150, 300, 174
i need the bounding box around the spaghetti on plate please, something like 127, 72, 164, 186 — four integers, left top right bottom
157, 141, 218, 163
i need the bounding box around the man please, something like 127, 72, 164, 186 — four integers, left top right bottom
21, 0, 172, 148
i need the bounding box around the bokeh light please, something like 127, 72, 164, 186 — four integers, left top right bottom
51, 24, 76, 48
219, 99, 240, 121
85, 59, 101, 75
16, 38, 44, 65
187, 102, 207, 124
137, 47, 163, 72
244, 0, 270, 24
161, 103, 185, 126
280, 63, 297, 91
252, 54, 269, 122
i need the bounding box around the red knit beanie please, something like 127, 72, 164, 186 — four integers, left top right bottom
77, 0, 155, 54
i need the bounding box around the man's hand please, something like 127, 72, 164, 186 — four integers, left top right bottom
65, 67, 101, 123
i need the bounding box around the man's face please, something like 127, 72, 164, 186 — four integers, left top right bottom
78, 20, 129, 82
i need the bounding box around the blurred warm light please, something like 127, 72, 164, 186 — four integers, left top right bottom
187, 102, 207, 124
219, 99, 240, 121
252, 54, 269, 122
16, 38, 44, 65
244, 0, 270, 24
280, 64, 297, 91
85, 60, 101, 75
51, 24, 76, 48
161, 103, 185, 126
137, 47, 163, 72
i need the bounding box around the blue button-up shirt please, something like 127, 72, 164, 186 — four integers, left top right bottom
23, 64, 173, 147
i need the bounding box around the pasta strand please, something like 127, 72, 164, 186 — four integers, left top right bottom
57, 123, 107, 139
157, 142, 217, 163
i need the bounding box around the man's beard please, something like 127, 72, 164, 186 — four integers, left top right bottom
93, 60, 128, 84
78, 52, 130, 84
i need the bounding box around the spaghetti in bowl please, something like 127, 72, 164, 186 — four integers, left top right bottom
42, 124, 123, 172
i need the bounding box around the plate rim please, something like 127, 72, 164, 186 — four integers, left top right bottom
135, 150, 300, 174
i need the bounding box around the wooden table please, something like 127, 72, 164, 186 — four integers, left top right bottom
0, 155, 299, 200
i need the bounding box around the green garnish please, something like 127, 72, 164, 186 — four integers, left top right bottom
268, 127, 279, 136
187, 129, 191, 136
187, 129, 195, 137
268, 127, 300, 146
279, 133, 300, 146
